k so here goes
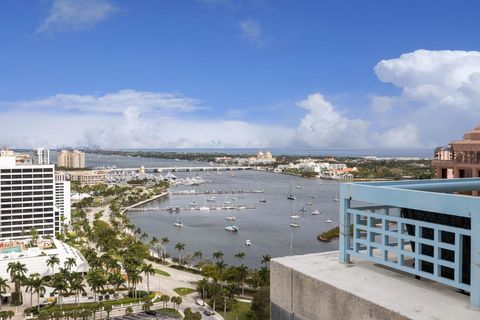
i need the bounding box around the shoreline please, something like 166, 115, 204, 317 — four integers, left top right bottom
123, 192, 169, 212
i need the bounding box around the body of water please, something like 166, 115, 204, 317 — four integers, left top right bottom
129, 170, 340, 268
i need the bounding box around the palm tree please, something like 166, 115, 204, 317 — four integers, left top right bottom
25, 273, 40, 307
0, 277, 9, 310
213, 250, 224, 262
231, 299, 240, 320
235, 252, 246, 263
86, 269, 106, 302
64, 257, 77, 272
129, 272, 143, 300
237, 264, 249, 295
30, 228, 39, 246
46, 255, 60, 274
174, 242, 185, 265
108, 272, 125, 298
261, 255, 271, 267
52, 274, 68, 310
142, 264, 155, 294
193, 251, 203, 265
7, 261, 27, 305
69, 276, 86, 306
32, 277, 46, 310
161, 237, 170, 260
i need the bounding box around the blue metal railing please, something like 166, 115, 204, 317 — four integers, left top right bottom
339, 179, 480, 308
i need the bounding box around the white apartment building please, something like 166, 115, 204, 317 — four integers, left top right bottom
55, 172, 71, 226
34, 148, 50, 165
0, 156, 56, 240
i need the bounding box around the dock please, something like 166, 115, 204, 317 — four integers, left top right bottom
171, 189, 264, 195
127, 206, 256, 212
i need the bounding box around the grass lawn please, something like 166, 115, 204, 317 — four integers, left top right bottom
225, 301, 251, 320
154, 308, 182, 318
155, 268, 171, 277
173, 287, 196, 296
27, 293, 156, 314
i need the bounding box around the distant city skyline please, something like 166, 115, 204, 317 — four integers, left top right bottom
1, 0, 480, 149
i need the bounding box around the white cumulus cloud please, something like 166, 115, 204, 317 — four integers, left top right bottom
372, 49, 480, 147
294, 93, 370, 148
36, 0, 119, 34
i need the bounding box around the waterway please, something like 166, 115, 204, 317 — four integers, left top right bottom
130, 170, 340, 268
66, 153, 341, 268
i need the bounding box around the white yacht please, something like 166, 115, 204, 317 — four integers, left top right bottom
333, 198, 340, 202
226, 216, 237, 221
290, 223, 300, 227
325, 219, 333, 223
225, 225, 239, 232
312, 209, 321, 215
206, 197, 216, 202
199, 206, 210, 211
290, 215, 301, 219
245, 240, 252, 246
306, 201, 313, 205
173, 222, 184, 227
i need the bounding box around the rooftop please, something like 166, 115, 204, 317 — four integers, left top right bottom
273, 251, 479, 320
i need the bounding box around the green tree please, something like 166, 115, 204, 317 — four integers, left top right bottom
0, 277, 9, 309
104, 304, 113, 319
7, 261, 27, 305
251, 286, 270, 320
237, 264, 249, 295
213, 251, 224, 262
46, 255, 60, 275
175, 242, 186, 265
142, 264, 155, 294
234, 252, 246, 263
86, 269, 106, 302
32, 276, 46, 310
64, 257, 77, 272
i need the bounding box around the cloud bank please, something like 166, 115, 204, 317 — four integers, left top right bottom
2, 49, 480, 149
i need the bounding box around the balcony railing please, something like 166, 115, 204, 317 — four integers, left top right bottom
339, 178, 480, 308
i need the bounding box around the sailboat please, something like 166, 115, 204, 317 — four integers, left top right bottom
287, 182, 296, 200
259, 193, 267, 203
310, 190, 317, 198
173, 214, 183, 227
289, 204, 300, 219
325, 219, 333, 223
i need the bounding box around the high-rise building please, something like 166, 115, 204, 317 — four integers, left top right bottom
0, 155, 56, 240
34, 148, 50, 165
55, 172, 71, 228
57, 150, 86, 168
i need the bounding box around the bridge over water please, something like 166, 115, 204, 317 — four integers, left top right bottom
105, 166, 253, 173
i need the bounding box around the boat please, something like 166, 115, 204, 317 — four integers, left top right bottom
189, 201, 197, 207
224, 201, 231, 205
333, 198, 340, 202
226, 216, 237, 221
199, 206, 210, 211
174, 215, 183, 227
206, 197, 216, 202
225, 225, 239, 232
290, 215, 301, 219
287, 182, 296, 200
325, 219, 333, 223
245, 240, 251, 246
306, 201, 313, 205
312, 209, 320, 215
295, 185, 302, 189
290, 223, 300, 227
299, 207, 307, 212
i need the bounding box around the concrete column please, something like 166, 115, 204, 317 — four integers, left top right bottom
339, 184, 351, 264
435, 167, 442, 179
470, 212, 480, 309
453, 167, 460, 178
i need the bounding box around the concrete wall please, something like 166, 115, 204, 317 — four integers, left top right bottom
270, 260, 410, 320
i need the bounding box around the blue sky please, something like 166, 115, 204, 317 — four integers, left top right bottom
1, 0, 480, 149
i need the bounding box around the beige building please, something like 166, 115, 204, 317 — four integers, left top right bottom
432, 126, 480, 179
57, 150, 86, 168
68, 170, 106, 185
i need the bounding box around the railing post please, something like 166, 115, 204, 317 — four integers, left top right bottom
470, 212, 480, 309
339, 184, 351, 264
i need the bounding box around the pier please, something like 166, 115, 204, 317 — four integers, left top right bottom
127, 206, 256, 212
105, 166, 253, 173
171, 189, 264, 195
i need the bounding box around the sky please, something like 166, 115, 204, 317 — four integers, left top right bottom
1, 0, 480, 149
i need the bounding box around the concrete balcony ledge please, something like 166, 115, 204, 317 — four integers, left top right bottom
270, 251, 479, 320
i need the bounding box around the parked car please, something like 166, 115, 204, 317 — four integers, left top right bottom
203, 309, 215, 316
